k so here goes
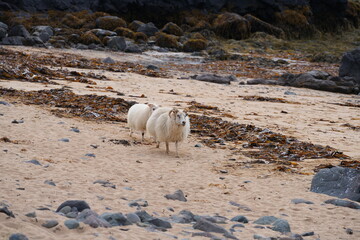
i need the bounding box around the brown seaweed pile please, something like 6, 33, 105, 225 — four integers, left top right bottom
239, 95, 299, 104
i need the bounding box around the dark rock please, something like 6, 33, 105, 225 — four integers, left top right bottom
96, 16, 126, 31
0, 22, 8, 31
42, 219, 59, 228
0, 27, 6, 40
246, 78, 279, 85
85, 153, 96, 158
12, 119, 24, 124
25, 159, 41, 166
56, 200, 90, 212
135, 210, 154, 222
0, 101, 11, 106
25, 212, 36, 218
146, 64, 159, 70
8, 25, 30, 38
213, 12, 250, 40
230, 223, 245, 232
254, 216, 278, 225
291, 199, 314, 205
301, 231, 315, 237
91, 29, 117, 38
101, 212, 132, 226
126, 213, 141, 224
137, 22, 159, 36
59, 138, 70, 142
164, 189, 187, 202
148, 218, 172, 228
44, 180, 56, 186
229, 201, 252, 211
245, 14, 285, 39
339, 47, 360, 84
64, 219, 80, 229
346, 228, 353, 235
124, 44, 143, 53
66, 212, 78, 218
193, 217, 229, 234
183, 39, 207, 52
310, 167, 360, 202
194, 215, 227, 224
77, 209, 111, 228
70, 127, 80, 133
324, 199, 360, 209
230, 215, 248, 223
129, 199, 148, 208
32, 26, 53, 42
75, 43, 88, 49
170, 209, 195, 223
271, 219, 291, 233
93, 180, 116, 188
191, 74, 236, 84
161, 22, 183, 36
0, 206, 15, 218
59, 206, 72, 214
284, 90, 296, 95
102, 57, 115, 64
107, 36, 126, 51
9, 233, 29, 240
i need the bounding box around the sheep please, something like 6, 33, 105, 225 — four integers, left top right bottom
152, 107, 190, 158
127, 103, 158, 141
146, 107, 173, 142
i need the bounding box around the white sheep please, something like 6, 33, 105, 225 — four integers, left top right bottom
146, 107, 173, 142
151, 108, 190, 158
127, 103, 158, 141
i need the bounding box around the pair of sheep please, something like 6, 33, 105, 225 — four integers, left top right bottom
127, 103, 190, 157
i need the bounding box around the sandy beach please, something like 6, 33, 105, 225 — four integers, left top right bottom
1, 46, 360, 240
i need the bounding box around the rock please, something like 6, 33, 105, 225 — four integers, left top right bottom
230, 223, 245, 232
213, 12, 250, 40
8, 25, 30, 38
12, 119, 24, 124
0, 27, 6, 40
101, 212, 132, 226
129, 199, 148, 208
164, 189, 187, 202
135, 210, 154, 222
9, 233, 29, 240
85, 153, 96, 158
339, 47, 360, 84
70, 127, 80, 133
126, 213, 141, 224
161, 22, 183, 36
0, 101, 11, 106
59, 138, 70, 142
25, 159, 42, 166
271, 219, 291, 233
324, 199, 360, 209
155, 32, 179, 49
284, 90, 297, 95
291, 199, 314, 204
229, 201, 252, 211
254, 216, 278, 225
66, 212, 78, 218
42, 220, 59, 228
195, 215, 227, 224
137, 22, 159, 36
124, 44, 143, 53
1, 36, 24, 45
310, 167, 360, 202
346, 228, 353, 234
102, 57, 115, 64
32, 26, 53, 42
80, 31, 102, 45
56, 200, 90, 212
230, 215, 248, 223
107, 36, 126, 51
25, 212, 36, 218
0, 22, 8, 31
0, 206, 15, 218
148, 218, 172, 229
96, 16, 127, 31
91, 29, 117, 38
44, 180, 56, 186
193, 217, 229, 234
93, 180, 116, 188
190, 74, 236, 84
64, 219, 80, 229
77, 209, 111, 228
244, 14, 285, 38
301, 232, 315, 237
307, 70, 330, 79
253, 234, 269, 240
59, 206, 72, 214
183, 39, 207, 52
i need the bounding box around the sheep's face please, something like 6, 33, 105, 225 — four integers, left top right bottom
148, 104, 159, 112
170, 109, 188, 126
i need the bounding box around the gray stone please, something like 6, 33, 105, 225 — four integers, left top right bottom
0, 206, 15, 218
9, 233, 29, 240
324, 199, 360, 209
77, 209, 111, 228
85, 153, 96, 158
107, 36, 126, 51
101, 212, 132, 226
126, 213, 141, 224
25, 159, 41, 166
64, 219, 80, 229
191, 74, 237, 84
193, 217, 229, 234
59, 206, 72, 214
42, 219, 59, 228
25, 212, 36, 218
65, 211, 78, 218
8, 25, 30, 38
135, 210, 153, 222
44, 180, 56, 186
310, 167, 360, 202
164, 190, 187, 202
0, 27, 6, 40
12, 119, 24, 124
148, 218, 172, 229
229, 201, 252, 211
93, 180, 115, 188
59, 138, 70, 142
231, 215, 248, 223
137, 22, 159, 36
284, 90, 297, 95
253, 216, 278, 225
301, 232, 315, 236
170, 210, 195, 223
195, 215, 227, 224
291, 199, 314, 205
125, 44, 143, 53
102, 57, 115, 64
339, 47, 360, 84
271, 219, 291, 233
56, 200, 90, 212
0, 22, 8, 31
129, 199, 148, 208
253, 234, 270, 240
70, 127, 80, 133
91, 29, 116, 38
0, 101, 11, 106
230, 223, 245, 232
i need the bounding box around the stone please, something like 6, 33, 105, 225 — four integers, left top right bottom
85, 153, 96, 158
213, 12, 250, 40
93, 180, 116, 188
324, 199, 360, 209
44, 180, 56, 186
70, 127, 80, 133
229, 201, 252, 211
101, 212, 132, 226
91, 29, 117, 38
161, 22, 183, 36
0, 27, 6, 40
284, 90, 297, 95
126, 213, 141, 224
148, 218, 172, 229
230, 223, 245, 233
253, 216, 278, 225
190, 74, 237, 84
0, 101, 11, 106
124, 44, 143, 53
102, 57, 115, 64
32, 26, 53, 42
56, 200, 90, 212
271, 219, 291, 233
301, 232, 315, 237
164, 190, 187, 202
339, 47, 360, 84
25, 212, 36, 218
244, 14, 285, 38
96, 16, 126, 31
8, 25, 30, 38
107, 36, 126, 51
230, 215, 248, 223
42, 220, 59, 228
128, 199, 148, 208
77, 209, 111, 228
135, 210, 153, 222
193, 217, 229, 234
59, 206, 72, 214
0, 22, 8, 31
291, 199, 314, 204
9, 233, 29, 240
310, 167, 360, 202
64, 219, 80, 229
66, 212, 78, 218
0, 206, 15, 218
59, 138, 70, 142
25, 160, 41, 166
170, 210, 195, 223
137, 22, 159, 36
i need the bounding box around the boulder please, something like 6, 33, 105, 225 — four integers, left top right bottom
96, 16, 127, 31
56, 200, 90, 212
191, 74, 237, 84
244, 14, 285, 39
311, 166, 360, 202
183, 39, 207, 52
213, 12, 251, 40
137, 22, 159, 36
1, 36, 25, 45
106, 36, 126, 51
155, 32, 179, 49
0, 22, 8, 40
32, 25, 53, 42
8, 25, 30, 38
161, 22, 183, 36
339, 47, 360, 85
79, 31, 102, 45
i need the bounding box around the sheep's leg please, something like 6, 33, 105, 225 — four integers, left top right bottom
129, 129, 133, 137
166, 142, 169, 154
175, 141, 179, 158
156, 141, 160, 148
141, 132, 145, 142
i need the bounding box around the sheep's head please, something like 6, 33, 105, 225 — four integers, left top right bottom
169, 108, 188, 126
147, 103, 159, 112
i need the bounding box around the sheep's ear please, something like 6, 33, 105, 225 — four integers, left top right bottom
148, 103, 154, 108
169, 108, 177, 117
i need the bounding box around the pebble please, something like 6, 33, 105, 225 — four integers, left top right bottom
42, 220, 59, 228
253, 216, 278, 225
271, 219, 291, 233
284, 90, 297, 95
25, 159, 41, 166
12, 119, 24, 124
164, 189, 187, 202
123, 186, 133, 191
25, 212, 36, 218
44, 180, 56, 186
194, 143, 202, 147
0, 101, 11, 106
229, 201, 252, 211
56, 200, 90, 212
77, 209, 111, 228
59, 138, 70, 142
101, 212, 132, 226
64, 219, 80, 229
324, 199, 360, 209
219, 170, 228, 174
66, 212, 78, 218
0, 206, 15, 218
231, 215, 249, 223
85, 153, 96, 158
301, 231, 315, 236
9, 233, 29, 240
102, 57, 115, 64
135, 210, 154, 222
59, 206, 72, 214
70, 127, 80, 133
126, 213, 141, 224
346, 228, 353, 235
93, 180, 116, 189
148, 218, 172, 229
129, 199, 148, 208
291, 199, 314, 204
